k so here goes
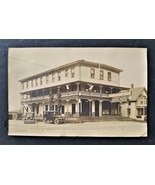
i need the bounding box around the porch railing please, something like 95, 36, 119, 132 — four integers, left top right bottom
21, 90, 108, 102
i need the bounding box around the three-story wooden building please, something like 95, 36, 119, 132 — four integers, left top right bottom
19, 60, 139, 118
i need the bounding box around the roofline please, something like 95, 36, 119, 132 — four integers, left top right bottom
135, 87, 147, 101
19, 60, 123, 82
129, 87, 147, 101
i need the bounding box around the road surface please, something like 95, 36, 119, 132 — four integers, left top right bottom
8, 120, 147, 137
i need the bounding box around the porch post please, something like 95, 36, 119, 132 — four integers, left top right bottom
42, 89, 45, 99
99, 85, 103, 97
92, 100, 95, 116
110, 87, 113, 116
66, 99, 69, 114
99, 100, 103, 117
88, 99, 92, 117
76, 82, 80, 116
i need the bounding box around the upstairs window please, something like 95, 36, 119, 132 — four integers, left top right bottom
58, 72, 61, 81
40, 77, 43, 85
100, 70, 104, 80
35, 78, 38, 86
71, 68, 75, 78
52, 73, 55, 82
65, 69, 68, 77
26, 81, 28, 88
31, 80, 33, 87
91, 68, 95, 78
46, 75, 49, 84
108, 72, 111, 81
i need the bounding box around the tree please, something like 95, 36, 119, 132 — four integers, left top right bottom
49, 88, 54, 111
57, 87, 62, 114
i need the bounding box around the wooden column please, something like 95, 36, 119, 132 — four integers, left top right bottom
76, 83, 80, 116
99, 100, 103, 117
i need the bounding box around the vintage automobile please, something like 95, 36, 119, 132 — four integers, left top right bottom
43, 111, 66, 124
24, 112, 35, 124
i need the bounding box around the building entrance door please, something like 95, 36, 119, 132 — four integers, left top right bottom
82, 99, 90, 116
61, 105, 65, 114
95, 100, 99, 116
72, 104, 76, 114
102, 101, 111, 115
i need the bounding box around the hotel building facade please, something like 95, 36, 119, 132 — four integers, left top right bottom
19, 60, 147, 121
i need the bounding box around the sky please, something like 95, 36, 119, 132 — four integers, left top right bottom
8, 47, 147, 111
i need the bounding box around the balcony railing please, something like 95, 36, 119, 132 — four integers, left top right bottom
21, 90, 109, 102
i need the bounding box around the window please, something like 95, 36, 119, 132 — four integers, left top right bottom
61, 105, 65, 114
52, 73, 55, 82
128, 108, 131, 115
141, 101, 143, 104
45, 105, 48, 111
108, 72, 111, 81
91, 68, 95, 78
72, 104, 76, 114
65, 69, 68, 77
31, 80, 33, 87
40, 77, 43, 85
144, 108, 147, 115
46, 75, 49, 84
71, 68, 75, 78
58, 72, 61, 81
26, 81, 28, 88
100, 70, 104, 80
35, 78, 38, 86
137, 108, 143, 115
55, 105, 58, 111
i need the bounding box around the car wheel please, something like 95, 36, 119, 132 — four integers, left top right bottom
54, 118, 59, 124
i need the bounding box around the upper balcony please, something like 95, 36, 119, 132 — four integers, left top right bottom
21, 90, 109, 103
21, 82, 129, 103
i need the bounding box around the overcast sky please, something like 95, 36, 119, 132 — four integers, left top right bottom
8, 48, 147, 111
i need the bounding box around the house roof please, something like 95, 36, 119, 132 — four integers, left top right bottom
129, 87, 146, 101
19, 59, 123, 82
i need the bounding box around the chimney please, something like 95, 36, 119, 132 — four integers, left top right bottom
131, 84, 134, 88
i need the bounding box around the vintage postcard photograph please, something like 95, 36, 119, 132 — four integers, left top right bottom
8, 47, 147, 137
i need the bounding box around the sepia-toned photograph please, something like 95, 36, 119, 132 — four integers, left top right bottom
8, 47, 147, 137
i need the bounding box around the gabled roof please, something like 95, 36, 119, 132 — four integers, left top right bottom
129, 87, 146, 101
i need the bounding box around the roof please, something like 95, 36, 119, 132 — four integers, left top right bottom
19, 59, 123, 82
129, 87, 146, 101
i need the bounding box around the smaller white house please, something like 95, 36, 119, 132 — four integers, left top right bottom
120, 87, 147, 121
